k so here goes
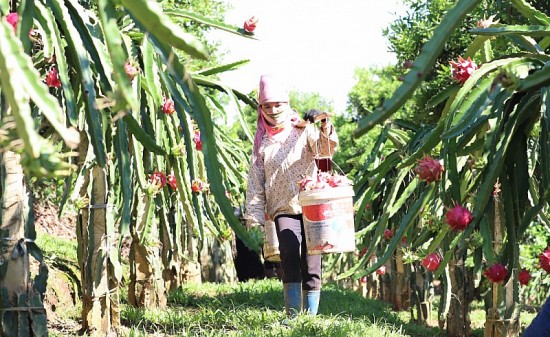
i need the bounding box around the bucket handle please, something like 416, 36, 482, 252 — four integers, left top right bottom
305, 158, 345, 177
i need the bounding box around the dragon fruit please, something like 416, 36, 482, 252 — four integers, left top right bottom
162, 96, 175, 115
484, 263, 508, 283
518, 269, 531, 286
540, 247, 550, 273
450, 56, 478, 85
298, 172, 352, 192
414, 155, 444, 183
243, 16, 258, 33
445, 205, 473, 231
421, 252, 441, 272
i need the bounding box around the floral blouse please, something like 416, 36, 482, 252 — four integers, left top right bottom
244, 124, 338, 227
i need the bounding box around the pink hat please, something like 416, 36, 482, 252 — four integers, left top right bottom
258, 74, 289, 104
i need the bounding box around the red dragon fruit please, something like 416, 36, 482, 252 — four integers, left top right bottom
450, 56, 478, 85
167, 172, 177, 190
540, 247, 550, 274
298, 172, 352, 192
518, 269, 531, 286
149, 171, 167, 188
243, 16, 258, 33
45, 67, 61, 88
162, 96, 175, 115
414, 155, 444, 184
191, 180, 206, 193
483, 263, 508, 283
422, 252, 442, 272
193, 130, 202, 151
6, 12, 18, 31
445, 204, 473, 231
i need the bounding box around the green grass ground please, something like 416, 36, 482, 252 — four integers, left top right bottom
37, 233, 537, 337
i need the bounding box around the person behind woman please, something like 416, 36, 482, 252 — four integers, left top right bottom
244, 74, 338, 318
522, 296, 550, 337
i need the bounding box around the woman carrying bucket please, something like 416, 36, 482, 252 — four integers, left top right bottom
244, 74, 338, 319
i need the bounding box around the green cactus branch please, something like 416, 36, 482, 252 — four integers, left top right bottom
353, 0, 483, 138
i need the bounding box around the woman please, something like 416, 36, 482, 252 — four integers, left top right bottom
244, 74, 338, 317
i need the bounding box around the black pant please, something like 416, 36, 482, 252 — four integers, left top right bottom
275, 214, 322, 290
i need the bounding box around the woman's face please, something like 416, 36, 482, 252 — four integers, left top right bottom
261, 101, 289, 125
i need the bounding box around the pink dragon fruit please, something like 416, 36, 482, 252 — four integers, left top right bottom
445, 204, 473, 231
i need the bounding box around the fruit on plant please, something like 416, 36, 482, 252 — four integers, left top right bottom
357, 247, 368, 258
162, 96, 175, 115
124, 60, 139, 80
422, 252, 441, 271
376, 265, 387, 275
518, 269, 531, 286
191, 180, 205, 193
149, 171, 167, 188
540, 247, 550, 274
6, 12, 18, 31
483, 263, 508, 283
45, 67, 61, 88
243, 16, 258, 33
445, 204, 473, 231
167, 172, 177, 190
384, 228, 393, 240
450, 56, 477, 84
193, 130, 202, 151
414, 155, 444, 183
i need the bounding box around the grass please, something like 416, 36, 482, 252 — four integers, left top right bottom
120, 279, 434, 337
36, 232, 538, 337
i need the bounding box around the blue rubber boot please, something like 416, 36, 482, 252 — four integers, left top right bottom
303, 290, 321, 316
283, 282, 302, 318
